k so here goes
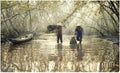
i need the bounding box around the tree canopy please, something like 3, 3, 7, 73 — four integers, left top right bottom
1, 1, 119, 40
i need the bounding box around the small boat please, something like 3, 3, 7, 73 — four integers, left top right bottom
9, 33, 33, 44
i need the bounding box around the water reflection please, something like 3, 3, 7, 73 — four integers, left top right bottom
48, 61, 55, 72
2, 44, 20, 72
76, 44, 84, 61
8, 45, 17, 52
1, 34, 119, 72
57, 44, 62, 61
70, 44, 77, 50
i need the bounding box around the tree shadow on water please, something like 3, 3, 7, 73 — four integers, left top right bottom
8, 44, 24, 52
8, 44, 18, 52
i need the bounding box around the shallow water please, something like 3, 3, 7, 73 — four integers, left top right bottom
1, 33, 119, 72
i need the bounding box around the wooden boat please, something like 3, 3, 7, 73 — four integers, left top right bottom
9, 33, 33, 44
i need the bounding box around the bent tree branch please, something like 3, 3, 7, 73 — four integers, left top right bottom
87, 26, 105, 37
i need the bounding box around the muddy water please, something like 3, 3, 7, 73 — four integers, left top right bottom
1, 33, 119, 72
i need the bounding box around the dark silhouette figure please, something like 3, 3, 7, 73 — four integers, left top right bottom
70, 36, 77, 45
75, 26, 83, 44
56, 25, 62, 44
69, 36, 77, 51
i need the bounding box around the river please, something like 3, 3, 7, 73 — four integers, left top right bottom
1, 33, 119, 72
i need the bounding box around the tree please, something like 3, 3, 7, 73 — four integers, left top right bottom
98, 1, 119, 35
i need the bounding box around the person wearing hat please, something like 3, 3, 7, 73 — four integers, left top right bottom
56, 22, 63, 44
75, 24, 83, 44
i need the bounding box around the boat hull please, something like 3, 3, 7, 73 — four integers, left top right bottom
9, 34, 33, 44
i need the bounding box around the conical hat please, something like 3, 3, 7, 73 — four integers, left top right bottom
76, 24, 80, 26
57, 22, 62, 26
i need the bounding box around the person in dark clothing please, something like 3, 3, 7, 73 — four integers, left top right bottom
56, 24, 62, 44
75, 25, 83, 44
70, 36, 77, 45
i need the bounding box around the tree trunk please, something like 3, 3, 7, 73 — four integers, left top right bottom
5, 8, 19, 37
27, 1, 32, 32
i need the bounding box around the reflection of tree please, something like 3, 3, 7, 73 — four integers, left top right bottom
1, 45, 20, 72
1, 61, 20, 72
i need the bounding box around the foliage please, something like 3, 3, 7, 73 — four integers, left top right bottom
1, 1, 119, 43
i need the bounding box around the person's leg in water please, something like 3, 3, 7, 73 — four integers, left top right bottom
76, 36, 80, 44
80, 37, 82, 44
77, 36, 82, 44
60, 34, 63, 43
76, 36, 79, 41
57, 35, 60, 43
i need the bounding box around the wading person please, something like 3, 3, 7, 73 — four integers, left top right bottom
75, 24, 83, 44
56, 22, 62, 44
